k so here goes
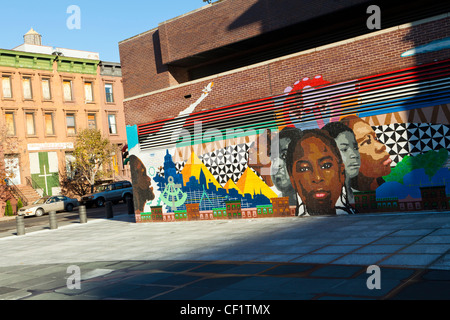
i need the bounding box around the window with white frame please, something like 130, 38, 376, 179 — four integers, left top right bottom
105, 83, 114, 103
2, 75, 12, 99
41, 78, 52, 100
22, 77, 33, 100
63, 80, 73, 101
108, 114, 117, 134
84, 81, 94, 102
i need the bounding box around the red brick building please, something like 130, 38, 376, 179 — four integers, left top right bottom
119, 0, 450, 221
420, 186, 449, 211
119, 0, 450, 125
186, 203, 200, 220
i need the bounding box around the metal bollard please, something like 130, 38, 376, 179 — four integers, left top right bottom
105, 201, 114, 219
49, 211, 58, 230
16, 215, 25, 236
79, 205, 87, 223
127, 198, 134, 215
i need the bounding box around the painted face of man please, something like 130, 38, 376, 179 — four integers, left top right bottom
352, 120, 392, 178
270, 137, 293, 192
289, 136, 345, 215
335, 131, 361, 179
134, 157, 152, 191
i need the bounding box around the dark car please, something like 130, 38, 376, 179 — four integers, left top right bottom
80, 180, 133, 208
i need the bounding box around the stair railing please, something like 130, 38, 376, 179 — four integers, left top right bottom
25, 176, 48, 197
5, 178, 29, 206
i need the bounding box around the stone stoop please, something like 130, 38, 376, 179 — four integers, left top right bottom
15, 185, 42, 205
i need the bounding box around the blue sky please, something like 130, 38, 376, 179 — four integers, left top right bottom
0, 1, 208, 62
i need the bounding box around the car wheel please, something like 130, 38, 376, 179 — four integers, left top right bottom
124, 194, 132, 203
96, 198, 105, 207
35, 208, 45, 217
66, 203, 74, 212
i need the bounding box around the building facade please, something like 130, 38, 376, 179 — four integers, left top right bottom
119, 0, 450, 222
0, 29, 128, 206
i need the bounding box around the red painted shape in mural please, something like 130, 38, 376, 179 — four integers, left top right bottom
283, 75, 332, 128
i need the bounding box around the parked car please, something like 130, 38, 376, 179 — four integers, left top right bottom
18, 195, 80, 217
80, 180, 133, 208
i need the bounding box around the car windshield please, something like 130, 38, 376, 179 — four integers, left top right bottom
95, 185, 109, 192
33, 197, 49, 204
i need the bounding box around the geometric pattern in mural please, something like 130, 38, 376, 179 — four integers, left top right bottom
373, 123, 450, 165
200, 143, 250, 184
157, 143, 257, 185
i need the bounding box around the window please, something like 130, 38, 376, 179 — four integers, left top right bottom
108, 114, 117, 134
87, 113, 97, 129
2, 76, 12, 99
22, 77, 33, 100
123, 181, 131, 188
5, 112, 15, 136
84, 81, 94, 102
65, 152, 76, 179
42, 78, 51, 100
66, 113, 76, 136
63, 80, 73, 101
105, 83, 114, 103
44, 113, 55, 135
25, 112, 36, 135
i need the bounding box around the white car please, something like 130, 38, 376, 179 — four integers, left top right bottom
18, 195, 80, 217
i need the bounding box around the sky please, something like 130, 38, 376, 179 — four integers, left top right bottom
0, 0, 209, 62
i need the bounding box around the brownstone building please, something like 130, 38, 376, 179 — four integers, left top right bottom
0, 29, 129, 207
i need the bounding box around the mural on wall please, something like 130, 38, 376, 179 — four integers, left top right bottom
127, 58, 450, 221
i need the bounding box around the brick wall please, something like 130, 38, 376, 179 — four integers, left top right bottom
119, 29, 173, 100
119, 0, 375, 99
158, 0, 371, 65
122, 15, 450, 127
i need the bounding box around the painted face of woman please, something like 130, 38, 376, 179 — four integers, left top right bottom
270, 137, 293, 192
290, 136, 345, 215
351, 120, 392, 178
334, 131, 361, 179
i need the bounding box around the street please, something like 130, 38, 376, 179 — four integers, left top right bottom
0, 202, 131, 237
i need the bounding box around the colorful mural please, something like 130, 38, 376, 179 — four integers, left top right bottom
127, 58, 450, 222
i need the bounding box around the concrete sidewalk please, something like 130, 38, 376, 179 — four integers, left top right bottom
0, 209, 450, 301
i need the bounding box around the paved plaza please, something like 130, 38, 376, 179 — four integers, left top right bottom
0, 209, 450, 302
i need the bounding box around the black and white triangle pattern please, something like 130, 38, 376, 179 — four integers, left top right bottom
156, 143, 252, 185
200, 143, 250, 184
373, 123, 450, 165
